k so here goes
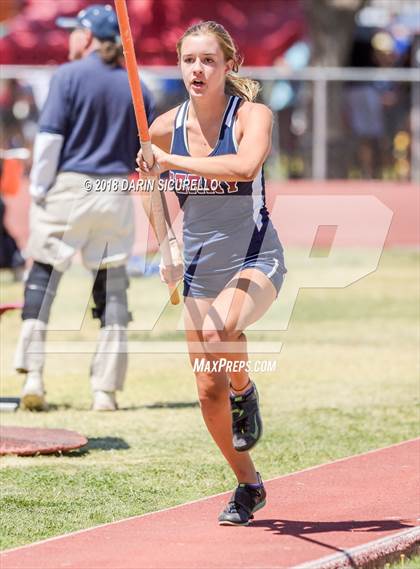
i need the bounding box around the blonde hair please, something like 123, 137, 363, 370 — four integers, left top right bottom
176, 21, 260, 102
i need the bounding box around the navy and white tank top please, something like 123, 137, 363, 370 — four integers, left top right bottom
169, 95, 281, 274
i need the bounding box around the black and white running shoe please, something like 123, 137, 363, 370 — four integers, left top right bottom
218, 473, 266, 526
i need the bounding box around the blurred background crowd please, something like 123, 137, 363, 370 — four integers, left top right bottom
0, 0, 419, 184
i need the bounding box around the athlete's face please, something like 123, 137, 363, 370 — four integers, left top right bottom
68, 28, 92, 61
179, 34, 233, 98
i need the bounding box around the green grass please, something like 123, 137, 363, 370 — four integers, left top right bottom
0, 249, 419, 552
387, 554, 420, 569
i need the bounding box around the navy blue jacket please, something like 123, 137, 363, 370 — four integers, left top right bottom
39, 51, 154, 175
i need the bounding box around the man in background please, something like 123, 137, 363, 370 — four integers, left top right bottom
14, 4, 155, 411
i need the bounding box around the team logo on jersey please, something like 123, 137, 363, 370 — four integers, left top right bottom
167, 172, 239, 195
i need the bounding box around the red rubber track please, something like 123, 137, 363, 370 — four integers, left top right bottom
1, 439, 419, 569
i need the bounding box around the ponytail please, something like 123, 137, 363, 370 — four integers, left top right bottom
225, 74, 260, 102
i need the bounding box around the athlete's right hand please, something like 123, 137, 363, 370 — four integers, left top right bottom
136, 148, 161, 177
136, 144, 171, 176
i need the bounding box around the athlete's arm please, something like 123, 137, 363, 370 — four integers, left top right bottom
147, 103, 273, 182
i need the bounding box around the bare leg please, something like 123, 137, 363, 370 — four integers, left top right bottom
184, 271, 277, 482
184, 297, 258, 484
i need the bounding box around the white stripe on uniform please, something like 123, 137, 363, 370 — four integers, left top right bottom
252, 168, 264, 231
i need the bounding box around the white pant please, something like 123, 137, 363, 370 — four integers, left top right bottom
16, 171, 134, 393
14, 319, 128, 392
27, 172, 134, 271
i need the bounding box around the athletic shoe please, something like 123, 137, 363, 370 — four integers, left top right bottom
92, 390, 118, 411
21, 372, 48, 411
218, 473, 266, 526
230, 382, 263, 452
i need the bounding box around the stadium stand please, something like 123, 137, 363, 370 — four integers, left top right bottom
0, 0, 305, 66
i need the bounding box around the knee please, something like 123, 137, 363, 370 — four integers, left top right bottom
22, 261, 61, 322
202, 326, 241, 354
92, 266, 132, 328
202, 328, 222, 348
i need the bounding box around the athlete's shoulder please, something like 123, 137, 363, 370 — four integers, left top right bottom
150, 105, 182, 151
237, 100, 273, 121
236, 101, 272, 143
150, 105, 182, 138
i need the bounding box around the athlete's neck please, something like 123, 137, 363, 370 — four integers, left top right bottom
189, 93, 230, 127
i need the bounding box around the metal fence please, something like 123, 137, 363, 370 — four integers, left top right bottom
1, 65, 419, 182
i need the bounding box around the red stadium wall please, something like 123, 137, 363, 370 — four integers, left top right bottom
0, 0, 305, 66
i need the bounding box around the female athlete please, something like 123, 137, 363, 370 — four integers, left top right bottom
137, 21, 287, 526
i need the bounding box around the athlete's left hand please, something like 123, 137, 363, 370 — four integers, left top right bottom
159, 239, 184, 285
